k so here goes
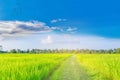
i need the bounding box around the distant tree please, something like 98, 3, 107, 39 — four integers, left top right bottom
108, 49, 113, 54
10, 49, 17, 53
116, 48, 120, 53
26, 49, 30, 53
17, 49, 21, 53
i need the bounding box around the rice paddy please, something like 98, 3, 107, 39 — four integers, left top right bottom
77, 54, 120, 80
0, 54, 120, 80
0, 54, 70, 80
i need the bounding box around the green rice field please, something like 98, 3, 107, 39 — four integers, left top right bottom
0, 54, 120, 80
0, 54, 70, 80
77, 54, 120, 80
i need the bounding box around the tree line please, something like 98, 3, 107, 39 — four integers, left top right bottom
1, 48, 120, 54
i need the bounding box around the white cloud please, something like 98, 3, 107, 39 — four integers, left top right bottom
51, 18, 67, 23
51, 27, 63, 31
0, 20, 51, 38
66, 27, 77, 32
51, 26, 78, 33
1, 34, 120, 50
40, 34, 120, 49
0, 20, 79, 41
41, 35, 52, 44
1, 20, 120, 50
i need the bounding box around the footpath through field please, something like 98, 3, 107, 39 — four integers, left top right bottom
50, 55, 89, 80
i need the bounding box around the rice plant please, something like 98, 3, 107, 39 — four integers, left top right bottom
0, 54, 70, 80
77, 54, 120, 80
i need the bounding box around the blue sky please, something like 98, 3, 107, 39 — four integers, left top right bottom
0, 0, 120, 50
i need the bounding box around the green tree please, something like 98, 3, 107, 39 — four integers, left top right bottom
10, 49, 17, 53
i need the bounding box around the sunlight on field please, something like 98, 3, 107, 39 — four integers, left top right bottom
0, 53, 120, 80
0, 54, 70, 80
77, 54, 120, 80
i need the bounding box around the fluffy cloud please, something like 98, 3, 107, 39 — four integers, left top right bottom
66, 27, 77, 32
0, 20, 51, 37
51, 27, 78, 33
51, 18, 67, 23
41, 35, 52, 44
40, 34, 120, 49
1, 34, 120, 50
51, 27, 63, 31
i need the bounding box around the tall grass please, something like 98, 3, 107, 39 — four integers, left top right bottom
0, 54, 70, 80
77, 54, 120, 80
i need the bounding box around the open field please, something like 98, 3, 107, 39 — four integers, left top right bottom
77, 54, 120, 80
0, 54, 70, 80
0, 54, 120, 80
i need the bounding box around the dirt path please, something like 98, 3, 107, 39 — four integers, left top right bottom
49, 55, 89, 80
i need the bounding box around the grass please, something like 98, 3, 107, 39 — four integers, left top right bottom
0, 53, 120, 80
0, 54, 70, 80
50, 55, 89, 80
77, 54, 120, 80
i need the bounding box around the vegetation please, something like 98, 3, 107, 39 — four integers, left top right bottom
0, 54, 70, 80
50, 55, 89, 80
0, 45, 120, 80
77, 54, 120, 80
0, 53, 119, 80
1, 48, 120, 54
